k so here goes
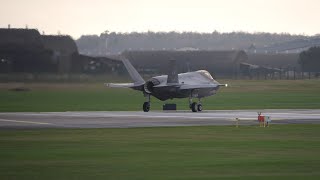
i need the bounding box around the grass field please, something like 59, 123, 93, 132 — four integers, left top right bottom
0, 80, 319, 112
0, 125, 319, 179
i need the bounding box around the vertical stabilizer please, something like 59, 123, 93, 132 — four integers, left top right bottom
167, 60, 179, 84
121, 57, 145, 85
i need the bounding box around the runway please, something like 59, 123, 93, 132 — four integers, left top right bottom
0, 109, 320, 129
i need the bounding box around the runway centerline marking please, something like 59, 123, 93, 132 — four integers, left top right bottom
0, 119, 53, 125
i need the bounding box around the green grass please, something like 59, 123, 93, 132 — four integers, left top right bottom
0, 125, 320, 179
0, 80, 320, 112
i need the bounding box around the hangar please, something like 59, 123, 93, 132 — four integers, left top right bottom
0, 28, 122, 75
122, 50, 248, 78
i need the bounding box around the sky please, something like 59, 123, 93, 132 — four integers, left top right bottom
0, 0, 319, 39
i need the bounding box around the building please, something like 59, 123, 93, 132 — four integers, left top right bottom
122, 50, 248, 78
0, 28, 121, 74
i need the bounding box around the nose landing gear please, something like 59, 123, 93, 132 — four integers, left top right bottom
189, 97, 203, 112
191, 102, 198, 112
197, 103, 203, 112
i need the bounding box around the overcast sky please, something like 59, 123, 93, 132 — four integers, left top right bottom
0, 0, 319, 38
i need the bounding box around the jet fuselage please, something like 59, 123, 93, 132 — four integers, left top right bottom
140, 70, 220, 101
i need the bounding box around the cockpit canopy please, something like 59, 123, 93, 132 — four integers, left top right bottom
197, 70, 214, 80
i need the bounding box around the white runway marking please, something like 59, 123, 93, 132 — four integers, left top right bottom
0, 118, 53, 125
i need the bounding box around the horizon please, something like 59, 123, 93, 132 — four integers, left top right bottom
1, 0, 319, 39
0, 27, 315, 39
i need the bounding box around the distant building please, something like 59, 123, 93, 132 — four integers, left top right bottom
0, 28, 53, 73
247, 53, 299, 69
42, 35, 78, 73
0, 28, 121, 74
249, 37, 320, 54
122, 50, 248, 78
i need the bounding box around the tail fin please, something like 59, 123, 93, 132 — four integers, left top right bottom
167, 60, 179, 84
121, 57, 145, 85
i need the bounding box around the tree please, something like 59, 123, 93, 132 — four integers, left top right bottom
299, 47, 320, 72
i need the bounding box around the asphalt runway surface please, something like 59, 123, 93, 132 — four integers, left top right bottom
0, 109, 320, 129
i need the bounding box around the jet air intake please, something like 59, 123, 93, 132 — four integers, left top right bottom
144, 78, 160, 94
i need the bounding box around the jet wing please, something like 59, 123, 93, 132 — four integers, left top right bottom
104, 83, 144, 88
179, 84, 227, 90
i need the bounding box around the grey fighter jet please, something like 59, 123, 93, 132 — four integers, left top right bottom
105, 58, 227, 112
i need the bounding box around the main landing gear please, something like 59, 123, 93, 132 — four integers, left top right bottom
189, 97, 203, 112
142, 94, 202, 113
143, 94, 151, 112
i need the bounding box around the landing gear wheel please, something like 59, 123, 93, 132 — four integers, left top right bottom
191, 102, 198, 112
143, 102, 150, 112
197, 104, 203, 112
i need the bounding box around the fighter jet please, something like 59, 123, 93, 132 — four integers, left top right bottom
105, 57, 227, 112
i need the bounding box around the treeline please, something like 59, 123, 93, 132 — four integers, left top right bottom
299, 47, 320, 72
76, 31, 306, 55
